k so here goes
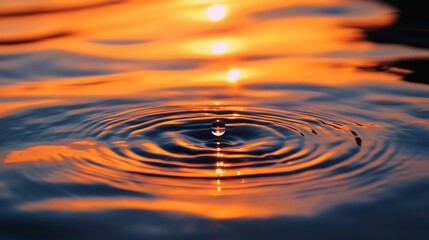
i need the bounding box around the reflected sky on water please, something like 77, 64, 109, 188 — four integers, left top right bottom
0, 0, 429, 239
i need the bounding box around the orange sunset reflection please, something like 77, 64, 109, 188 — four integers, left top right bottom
206, 4, 227, 21
1, 0, 429, 223
212, 41, 227, 54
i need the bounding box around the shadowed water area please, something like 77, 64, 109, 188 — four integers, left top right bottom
0, 0, 429, 239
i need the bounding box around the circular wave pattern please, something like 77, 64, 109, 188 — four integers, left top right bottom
61, 104, 400, 196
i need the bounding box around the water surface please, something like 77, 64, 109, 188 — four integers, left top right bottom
1, 0, 429, 239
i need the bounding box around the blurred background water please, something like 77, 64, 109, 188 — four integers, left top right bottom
0, 0, 429, 239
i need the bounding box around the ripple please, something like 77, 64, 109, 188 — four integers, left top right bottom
1, 101, 411, 217
28, 105, 400, 187
0, 0, 123, 18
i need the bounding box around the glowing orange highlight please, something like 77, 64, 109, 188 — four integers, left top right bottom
206, 4, 226, 21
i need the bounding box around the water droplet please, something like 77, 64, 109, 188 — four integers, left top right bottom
211, 120, 226, 137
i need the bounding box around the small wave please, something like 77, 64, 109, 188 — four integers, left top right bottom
1, 102, 406, 217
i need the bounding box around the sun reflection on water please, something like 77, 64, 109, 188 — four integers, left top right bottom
212, 41, 227, 54
227, 68, 240, 83
206, 4, 226, 21
215, 142, 226, 192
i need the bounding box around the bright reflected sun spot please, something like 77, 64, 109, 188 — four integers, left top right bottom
212, 42, 227, 54
206, 4, 226, 21
227, 68, 240, 83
